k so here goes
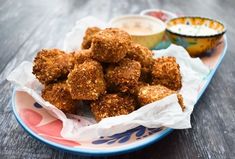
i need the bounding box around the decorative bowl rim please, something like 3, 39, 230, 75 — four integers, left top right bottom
166, 16, 226, 38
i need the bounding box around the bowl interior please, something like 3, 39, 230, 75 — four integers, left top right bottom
110, 15, 166, 36
140, 9, 177, 22
166, 17, 225, 37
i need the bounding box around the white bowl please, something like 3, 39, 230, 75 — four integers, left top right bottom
109, 15, 166, 49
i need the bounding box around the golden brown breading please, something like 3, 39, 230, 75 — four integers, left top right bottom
138, 85, 185, 110
91, 94, 137, 121
73, 49, 92, 65
91, 28, 132, 63
129, 81, 149, 95
126, 43, 155, 83
151, 57, 182, 91
177, 94, 184, 110
105, 58, 141, 92
126, 43, 154, 68
81, 27, 101, 49
139, 67, 152, 83
33, 49, 74, 84
41, 81, 77, 114
67, 60, 106, 100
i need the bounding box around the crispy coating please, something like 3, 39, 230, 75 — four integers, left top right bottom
126, 43, 155, 83
91, 28, 132, 63
41, 81, 77, 114
33, 49, 74, 84
91, 94, 137, 121
177, 94, 184, 110
140, 67, 152, 83
105, 58, 141, 92
151, 57, 182, 91
67, 60, 106, 100
129, 81, 149, 95
81, 27, 101, 49
138, 85, 185, 110
127, 43, 154, 68
73, 49, 92, 65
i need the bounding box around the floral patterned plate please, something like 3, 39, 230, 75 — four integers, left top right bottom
12, 36, 227, 156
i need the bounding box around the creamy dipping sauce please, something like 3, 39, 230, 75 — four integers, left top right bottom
111, 18, 165, 36
169, 24, 218, 36
119, 22, 154, 35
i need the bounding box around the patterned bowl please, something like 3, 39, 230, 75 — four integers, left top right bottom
166, 17, 226, 57
110, 15, 166, 49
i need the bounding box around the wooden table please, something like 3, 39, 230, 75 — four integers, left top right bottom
0, 0, 234, 158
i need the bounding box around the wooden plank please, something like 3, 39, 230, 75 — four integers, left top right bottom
0, 0, 66, 72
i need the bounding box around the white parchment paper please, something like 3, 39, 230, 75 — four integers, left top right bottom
7, 17, 210, 141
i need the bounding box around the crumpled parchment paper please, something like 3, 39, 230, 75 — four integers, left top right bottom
7, 16, 210, 141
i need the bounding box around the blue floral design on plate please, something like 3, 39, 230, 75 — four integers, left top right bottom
34, 102, 42, 108
92, 126, 163, 145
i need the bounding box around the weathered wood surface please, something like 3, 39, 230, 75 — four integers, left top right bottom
0, 0, 234, 158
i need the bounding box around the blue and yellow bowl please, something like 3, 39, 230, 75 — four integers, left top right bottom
166, 16, 226, 57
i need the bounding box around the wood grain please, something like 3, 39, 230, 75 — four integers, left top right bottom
0, 0, 234, 158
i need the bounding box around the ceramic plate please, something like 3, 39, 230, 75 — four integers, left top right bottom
12, 36, 227, 156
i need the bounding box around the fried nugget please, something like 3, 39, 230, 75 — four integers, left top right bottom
91, 94, 137, 121
138, 85, 185, 110
33, 49, 74, 84
41, 81, 77, 114
73, 49, 92, 65
129, 81, 149, 95
105, 58, 141, 92
127, 43, 154, 68
91, 28, 132, 63
81, 27, 101, 49
67, 60, 106, 100
139, 67, 152, 83
151, 57, 182, 91
126, 43, 154, 83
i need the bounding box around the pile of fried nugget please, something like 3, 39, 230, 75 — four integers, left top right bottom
32, 27, 185, 122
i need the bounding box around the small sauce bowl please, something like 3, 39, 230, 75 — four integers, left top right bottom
166, 16, 226, 57
140, 9, 177, 22
109, 15, 166, 49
